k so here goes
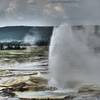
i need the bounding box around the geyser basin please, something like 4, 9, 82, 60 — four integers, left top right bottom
49, 24, 100, 89
15, 91, 68, 99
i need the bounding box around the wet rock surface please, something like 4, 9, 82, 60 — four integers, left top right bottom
0, 47, 100, 100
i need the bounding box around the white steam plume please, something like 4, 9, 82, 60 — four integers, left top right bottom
49, 24, 100, 89
24, 34, 39, 45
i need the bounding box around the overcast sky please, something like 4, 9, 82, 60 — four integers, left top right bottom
0, 0, 100, 26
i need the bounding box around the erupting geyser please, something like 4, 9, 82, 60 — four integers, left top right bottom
49, 24, 100, 89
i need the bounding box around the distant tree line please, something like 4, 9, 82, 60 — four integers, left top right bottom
0, 41, 27, 50
0, 40, 50, 50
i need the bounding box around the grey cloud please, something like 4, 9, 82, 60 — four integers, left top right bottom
0, 0, 100, 26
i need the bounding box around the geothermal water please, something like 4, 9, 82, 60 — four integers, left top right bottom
49, 24, 100, 89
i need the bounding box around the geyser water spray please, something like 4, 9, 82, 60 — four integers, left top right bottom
24, 34, 41, 45
49, 24, 100, 89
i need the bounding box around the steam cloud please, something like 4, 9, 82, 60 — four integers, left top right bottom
49, 24, 100, 89
24, 34, 40, 45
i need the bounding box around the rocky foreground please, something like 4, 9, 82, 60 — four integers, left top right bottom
0, 47, 100, 100
1, 74, 100, 100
